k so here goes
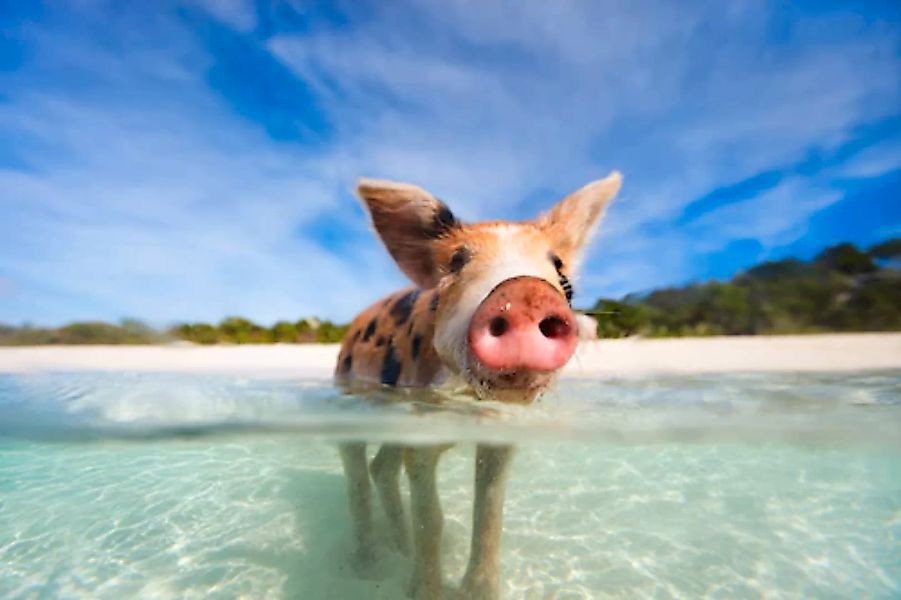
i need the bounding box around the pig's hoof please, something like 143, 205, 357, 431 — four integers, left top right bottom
455, 571, 498, 600
406, 570, 445, 600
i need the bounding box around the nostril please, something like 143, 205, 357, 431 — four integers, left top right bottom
539, 315, 569, 339
489, 316, 509, 337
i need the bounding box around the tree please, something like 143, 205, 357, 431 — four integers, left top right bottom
590, 299, 651, 338
868, 238, 901, 260
171, 322, 218, 344
816, 243, 876, 275
315, 320, 350, 343
271, 321, 299, 343
218, 316, 272, 344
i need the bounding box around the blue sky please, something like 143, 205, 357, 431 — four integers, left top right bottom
1, 1, 899, 326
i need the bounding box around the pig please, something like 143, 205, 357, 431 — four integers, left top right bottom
334, 172, 622, 599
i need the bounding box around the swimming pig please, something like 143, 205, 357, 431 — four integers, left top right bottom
335, 172, 622, 599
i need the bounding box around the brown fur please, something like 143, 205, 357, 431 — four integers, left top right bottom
335, 287, 443, 387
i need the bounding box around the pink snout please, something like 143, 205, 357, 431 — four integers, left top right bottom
467, 277, 578, 373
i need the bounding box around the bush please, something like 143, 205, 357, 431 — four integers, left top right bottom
588, 239, 900, 338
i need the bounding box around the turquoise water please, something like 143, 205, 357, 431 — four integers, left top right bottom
1, 372, 899, 598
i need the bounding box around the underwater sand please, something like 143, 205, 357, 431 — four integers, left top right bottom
1, 371, 899, 598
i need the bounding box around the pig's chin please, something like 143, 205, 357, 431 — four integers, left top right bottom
465, 360, 557, 404
481, 384, 547, 405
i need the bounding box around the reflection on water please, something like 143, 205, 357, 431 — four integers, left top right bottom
0, 372, 899, 598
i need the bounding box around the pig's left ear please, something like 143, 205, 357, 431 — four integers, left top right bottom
357, 178, 461, 288
536, 171, 622, 267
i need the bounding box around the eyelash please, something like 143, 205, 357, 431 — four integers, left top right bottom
550, 252, 573, 304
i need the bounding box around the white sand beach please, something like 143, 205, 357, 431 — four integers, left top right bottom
1, 333, 898, 377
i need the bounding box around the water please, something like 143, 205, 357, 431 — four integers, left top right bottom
1, 371, 899, 599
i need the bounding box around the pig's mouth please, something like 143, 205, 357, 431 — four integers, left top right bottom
464, 357, 558, 404
489, 369, 553, 390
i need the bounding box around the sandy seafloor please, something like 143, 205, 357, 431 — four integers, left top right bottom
0, 334, 899, 599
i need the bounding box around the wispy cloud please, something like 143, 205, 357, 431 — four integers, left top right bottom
0, 1, 899, 324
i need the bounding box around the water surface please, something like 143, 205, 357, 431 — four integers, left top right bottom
1, 371, 899, 598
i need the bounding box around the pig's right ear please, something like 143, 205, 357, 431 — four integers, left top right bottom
357, 178, 461, 288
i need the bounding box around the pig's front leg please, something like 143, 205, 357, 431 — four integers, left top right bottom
457, 444, 515, 600
407, 444, 450, 600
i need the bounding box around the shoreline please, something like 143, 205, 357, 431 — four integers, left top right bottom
0, 333, 898, 377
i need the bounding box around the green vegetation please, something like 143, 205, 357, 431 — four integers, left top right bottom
588, 239, 900, 338
1, 239, 897, 345
0, 319, 165, 345
171, 317, 348, 345
0, 317, 349, 346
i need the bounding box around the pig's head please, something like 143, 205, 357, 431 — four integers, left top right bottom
357, 172, 622, 403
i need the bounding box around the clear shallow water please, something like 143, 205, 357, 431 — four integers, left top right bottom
0, 371, 899, 598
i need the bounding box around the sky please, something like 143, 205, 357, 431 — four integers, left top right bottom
1, 1, 899, 326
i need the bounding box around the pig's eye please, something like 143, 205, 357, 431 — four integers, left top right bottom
549, 252, 573, 304
449, 247, 471, 274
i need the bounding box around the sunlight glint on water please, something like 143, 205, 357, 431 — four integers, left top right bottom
0, 372, 899, 599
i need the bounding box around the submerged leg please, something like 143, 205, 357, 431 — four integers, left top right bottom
339, 442, 375, 567
370, 444, 410, 555
457, 444, 515, 600
406, 445, 449, 600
